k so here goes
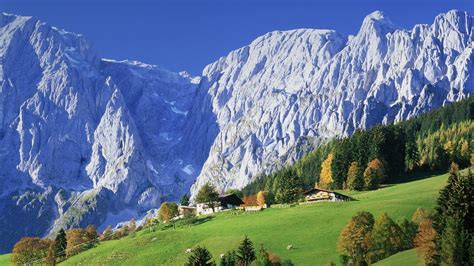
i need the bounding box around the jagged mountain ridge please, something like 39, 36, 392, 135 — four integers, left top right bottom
0, 10, 472, 252
191, 10, 473, 195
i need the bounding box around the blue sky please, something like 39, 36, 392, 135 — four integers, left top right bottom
0, 0, 473, 75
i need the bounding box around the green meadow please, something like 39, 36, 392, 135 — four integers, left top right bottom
54, 172, 448, 265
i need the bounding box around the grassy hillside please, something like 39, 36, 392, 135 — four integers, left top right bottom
374, 249, 418, 265
0, 254, 11, 265
57, 172, 448, 266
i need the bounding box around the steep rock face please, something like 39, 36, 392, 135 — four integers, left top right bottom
0, 10, 472, 253
0, 13, 201, 252
191, 10, 473, 195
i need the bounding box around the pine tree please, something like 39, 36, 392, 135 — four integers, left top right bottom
237, 236, 256, 266
186, 246, 214, 266
319, 153, 334, 189
397, 218, 417, 250
439, 217, 469, 265
220, 250, 237, 266
255, 244, 271, 266
434, 165, 473, 265
276, 168, 301, 203
346, 161, 364, 191
53, 228, 67, 260
180, 194, 190, 206
405, 136, 420, 171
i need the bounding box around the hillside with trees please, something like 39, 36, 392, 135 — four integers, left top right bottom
241, 96, 474, 201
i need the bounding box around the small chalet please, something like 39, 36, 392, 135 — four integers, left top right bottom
302, 187, 351, 203
196, 193, 244, 216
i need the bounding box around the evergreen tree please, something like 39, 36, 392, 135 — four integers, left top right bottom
397, 218, 417, 250
220, 250, 237, 266
371, 213, 403, 261
255, 244, 271, 266
405, 136, 420, 171
275, 168, 301, 203
331, 139, 352, 189
346, 161, 364, 191
186, 246, 214, 266
53, 228, 67, 260
180, 194, 190, 206
439, 217, 469, 265
434, 165, 473, 265
237, 236, 256, 266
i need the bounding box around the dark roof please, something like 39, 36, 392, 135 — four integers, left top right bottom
219, 193, 244, 206
302, 187, 352, 199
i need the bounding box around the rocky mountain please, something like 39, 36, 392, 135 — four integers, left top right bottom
191, 10, 473, 195
0, 10, 472, 252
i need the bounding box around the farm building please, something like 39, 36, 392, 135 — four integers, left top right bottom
302, 188, 351, 203
196, 193, 244, 215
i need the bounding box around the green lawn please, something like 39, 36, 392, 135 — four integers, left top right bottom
0, 253, 11, 266
374, 249, 418, 265
58, 172, 447, 266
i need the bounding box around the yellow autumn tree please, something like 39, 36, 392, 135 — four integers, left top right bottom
256, 191, 266, 207
319, 153, 334, 189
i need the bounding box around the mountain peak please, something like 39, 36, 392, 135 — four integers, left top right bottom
361, 10, 396, 29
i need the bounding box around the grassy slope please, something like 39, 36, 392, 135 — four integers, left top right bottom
60, 172, 448, 266
374, 249, 418, 265
0, 254, 11, 265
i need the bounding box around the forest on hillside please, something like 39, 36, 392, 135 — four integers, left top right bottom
240, 96, 474, 202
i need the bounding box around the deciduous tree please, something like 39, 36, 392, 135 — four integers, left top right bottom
363, 159, 385, 190
256, 191, 266, 207
371, 213, 403, 261
11, 237, 52, 266
414, 219, 438, 265
158, 202, 179, 222
346, 161, 364, 191
319, 153, 334, 189
337, 212, 375, 265
196, 183, 220, 212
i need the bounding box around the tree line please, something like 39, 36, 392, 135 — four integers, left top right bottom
337, 164, 473, 265
240, 96, 474, 203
